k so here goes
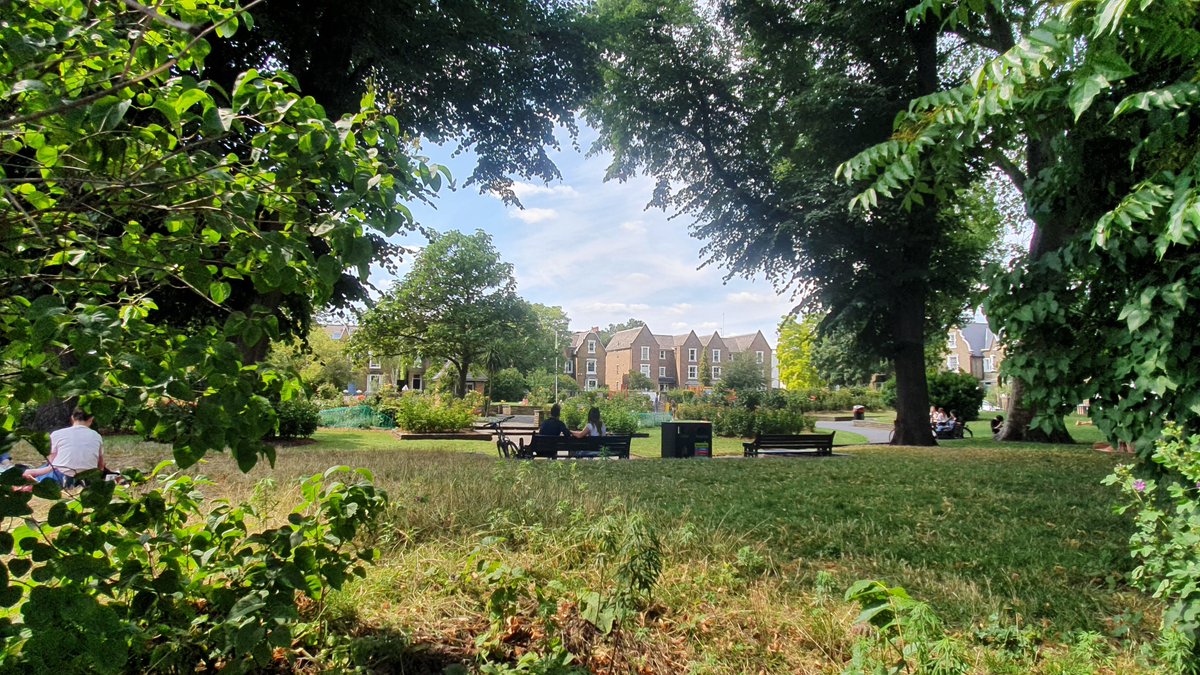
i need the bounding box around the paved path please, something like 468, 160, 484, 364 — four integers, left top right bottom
816, 420, 892, 444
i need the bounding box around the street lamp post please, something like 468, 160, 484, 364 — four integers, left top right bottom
554, 331, 559, 402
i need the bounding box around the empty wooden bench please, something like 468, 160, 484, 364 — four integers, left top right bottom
518, 434, 633, 460
743, 433, 835, 457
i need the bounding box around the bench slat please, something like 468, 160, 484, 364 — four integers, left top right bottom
744, 433, 834, 457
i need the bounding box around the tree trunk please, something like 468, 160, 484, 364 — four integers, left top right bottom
994, 137, 1073, 444
891, 286, 936, 446
457, 358, 470, 398
996, 377, 1073, 443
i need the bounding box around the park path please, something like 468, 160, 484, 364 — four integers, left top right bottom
815, 420, 891, 444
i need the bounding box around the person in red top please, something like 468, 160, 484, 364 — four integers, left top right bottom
24, 407, 107, 487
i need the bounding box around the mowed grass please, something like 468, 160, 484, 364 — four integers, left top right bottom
36, 427, 1152, 672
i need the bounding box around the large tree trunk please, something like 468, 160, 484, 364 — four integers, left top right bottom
890, 18, 939, 447
891, 285, 936, 446
457, 358, 470, 398
994, 137, 1073, 443
996, 378, 1073, 442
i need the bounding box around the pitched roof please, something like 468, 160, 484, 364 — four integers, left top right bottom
605, 326, 645, 351
959, 322, 997, 356
570, 331, 589, 352
725, 333, 758, 352
673, 332, 697, 346
654, 334, 675, 348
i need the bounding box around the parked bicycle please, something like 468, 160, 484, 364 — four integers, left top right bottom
482, 415, 519, 458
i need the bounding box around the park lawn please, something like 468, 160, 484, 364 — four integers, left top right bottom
58, 431, 1154, 673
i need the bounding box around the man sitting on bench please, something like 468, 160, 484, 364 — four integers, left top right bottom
538, 403, 572, 437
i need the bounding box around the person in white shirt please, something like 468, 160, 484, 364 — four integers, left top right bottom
572, 407, 606, 438
24, 407, 106, 486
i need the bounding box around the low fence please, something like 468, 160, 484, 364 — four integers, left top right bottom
318, 405, 395, 429
637, 412, 673, 428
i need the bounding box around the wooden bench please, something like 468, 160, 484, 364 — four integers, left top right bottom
743, 433, 835, 457
517, 434, 633, 460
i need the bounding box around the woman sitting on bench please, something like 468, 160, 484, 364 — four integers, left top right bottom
573, 407, 606, 437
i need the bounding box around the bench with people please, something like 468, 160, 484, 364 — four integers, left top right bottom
516, 404, 632, 459
929, 406, 972, 440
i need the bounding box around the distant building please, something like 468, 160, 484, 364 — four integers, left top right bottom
565, 324, 774, 392
944, 321, 1005, 390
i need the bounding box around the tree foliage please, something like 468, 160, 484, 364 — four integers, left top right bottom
718, 352, 768, 393
587, 0, 1001, 444
777, 315, 824, 390
266, 328, 353, 393
839, 0, 1200, 454
351, 230, 529, 397
204, 0, 599, 198
598, 318, 646, 345
0, 0, 445, 468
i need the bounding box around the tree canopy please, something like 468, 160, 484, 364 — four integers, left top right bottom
586, 0, 1001, 444
0, 0, 445, 468
350, 230, 531, 397
839, 0, 1200, 454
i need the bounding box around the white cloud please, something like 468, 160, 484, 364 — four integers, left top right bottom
620, 220, 647, 234
724, 291, 781, 305
511, 182, 579, 199
510, 207, 558, 224
665, 303, 693, 316
580, 301, 651, 314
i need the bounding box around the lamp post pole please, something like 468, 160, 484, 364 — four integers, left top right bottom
554, 331, 559, 402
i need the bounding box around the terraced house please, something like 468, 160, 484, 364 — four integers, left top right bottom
565, 324, 774, 392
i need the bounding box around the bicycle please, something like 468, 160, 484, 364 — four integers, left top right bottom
482, 415, 519, 458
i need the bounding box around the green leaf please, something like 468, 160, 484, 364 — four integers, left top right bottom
209, 281, 231, 305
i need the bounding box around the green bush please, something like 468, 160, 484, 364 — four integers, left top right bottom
489, 368, 528, 403
376, 391, 476, 433
555, 392, 644, 434
0, 466, 385, 671
673, 400, 814, 437
927, 370, 985, 421
1105, 425, 1200, 671
273, 398, 320, 439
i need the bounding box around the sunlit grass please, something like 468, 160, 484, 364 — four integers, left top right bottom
16, 425, 1153, 672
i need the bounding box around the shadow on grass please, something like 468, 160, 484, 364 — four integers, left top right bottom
336, 624, 471, 674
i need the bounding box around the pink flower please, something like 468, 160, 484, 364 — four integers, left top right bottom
1133, 479, 1146, 492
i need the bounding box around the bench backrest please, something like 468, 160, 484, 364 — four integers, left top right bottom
524, 434, 632, 458
753, 433, 834, 448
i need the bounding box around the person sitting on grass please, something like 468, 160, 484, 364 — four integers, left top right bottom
537, 403, 572, 437
573, 407, 606, 438
23, 407, 106, 487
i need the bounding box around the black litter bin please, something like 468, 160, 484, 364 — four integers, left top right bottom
662, 421, 713, 458
852, 405, 865, 420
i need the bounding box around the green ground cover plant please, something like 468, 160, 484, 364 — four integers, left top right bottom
25, 431, 1157, 672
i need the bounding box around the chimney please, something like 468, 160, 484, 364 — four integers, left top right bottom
591, 326, 600, 333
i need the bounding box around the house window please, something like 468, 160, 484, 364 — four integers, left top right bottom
712, 349, 721, 363
368, 354, 381, 369
565, 360, 574, 374
755, 350, 764, 364
586, 359, 597, 374
983, 357, 995, 373
639, 364, 651, 377
948, 332, 957, 348
366, 374, 383, 393
410, 374, 423, 391
588, 340, 596, 354
659, 350, 666, 360
947, 355, 960, 371
688, 348, 697, 362
641, 346, 650, 360
659, 366, 666, 377
712, 366, 722, 379
687, 365, 698, 380
586, 378, 598, 390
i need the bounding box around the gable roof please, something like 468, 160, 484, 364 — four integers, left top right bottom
959, 322, 998, 356
570, 331, 589, 352
605, 325, 648, 351
725, 333, 758, 352
654, 334, 675, 348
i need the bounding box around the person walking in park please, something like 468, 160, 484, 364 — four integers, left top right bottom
23, 407, 106, 487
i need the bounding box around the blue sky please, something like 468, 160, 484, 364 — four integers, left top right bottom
378, 125, 798, 344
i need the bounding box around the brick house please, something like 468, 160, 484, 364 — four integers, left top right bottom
603, 325, 662, 391
570, 325, 774, 392
945, 321, 1004, 389
566, 327, 607, 390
